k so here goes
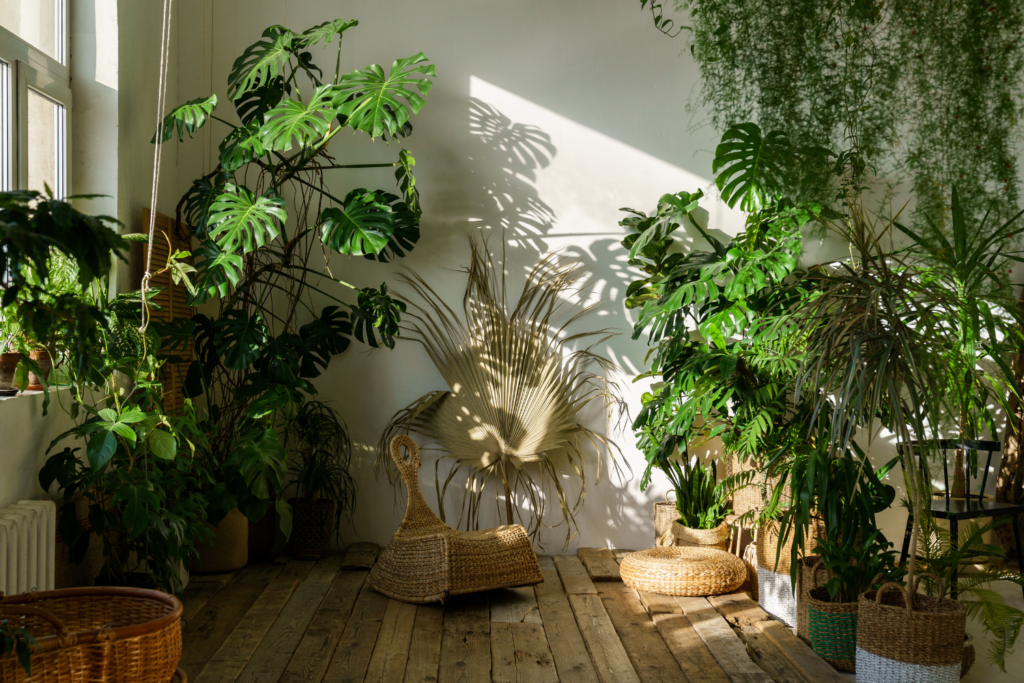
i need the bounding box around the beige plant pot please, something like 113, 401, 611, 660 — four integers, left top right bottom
194, 507, 249, 572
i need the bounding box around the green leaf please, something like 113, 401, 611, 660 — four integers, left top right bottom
228, 26, 295, 100
334, 53, 435, 138
712, 123, 791, 211
300, 19, 358, 47
208, 184, 286, 254
214, 310, 268, 370
182, 173, 230, 238
189, 241, 244, 305
219, 122, 267, 172
149, 429, 177, 460
236, 428, 287, 498
152, 95, 218, 144
362, 192, 420, 262
87, 430, 117, 471
260, 85, 336, 152
275, 498, 293, 539
320, 189, 395, 256
235, 75, 288, 126
113, 481, 159, 539
394, 149, 420, 217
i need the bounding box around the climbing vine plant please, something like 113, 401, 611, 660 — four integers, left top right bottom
641, 0, 1024, 228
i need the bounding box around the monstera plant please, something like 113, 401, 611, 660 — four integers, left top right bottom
377, 238, 623, 545
153, 18, 433, 532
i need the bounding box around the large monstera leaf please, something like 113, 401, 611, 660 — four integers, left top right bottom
235, 75, 288, 126
298, 306, 352, 377
189, 241, 244, 305
363, 192, 419, 263
215, 310, 268, 370
334, 53, 435, 138
300, 19, 358, 47
260, 85, 336, 152
207, 184, 286, 254
182, 172, 230, 237
219, 122, 267, 172
228, 26, 295, 100
712, 123, 792, 212
353, 284, 405, 349
320, 189, 395, 256
152, 95, 218, 144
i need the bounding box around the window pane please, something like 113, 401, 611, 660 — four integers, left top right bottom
0, 61, 9, 191
28, 88, 64, 198
0, 0, 61, 62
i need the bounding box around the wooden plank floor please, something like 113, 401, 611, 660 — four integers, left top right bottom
181, 546, 845, 683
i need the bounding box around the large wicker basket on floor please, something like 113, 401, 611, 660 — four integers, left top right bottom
0, 586, 182, 683
620, 546, 746, 596
368, 435, 544, 604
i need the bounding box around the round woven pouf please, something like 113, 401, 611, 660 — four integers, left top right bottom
620, 546, 746, 596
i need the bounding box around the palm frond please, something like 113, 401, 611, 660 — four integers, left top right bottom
377, 237, 625, 546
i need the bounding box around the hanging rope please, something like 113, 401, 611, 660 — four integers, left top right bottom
140, 0, 175, 331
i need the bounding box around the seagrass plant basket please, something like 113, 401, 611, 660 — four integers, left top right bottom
756, 519, 823, 628
657, 520, 729, 551
0, 586, 182, 683
856, 573, 965, 682
796, 555, 832, 644
804, 558, 858, 673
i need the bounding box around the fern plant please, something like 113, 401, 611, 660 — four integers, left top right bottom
153, 17, 434, 532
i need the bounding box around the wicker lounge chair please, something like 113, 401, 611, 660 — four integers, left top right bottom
368, 435, 543, 603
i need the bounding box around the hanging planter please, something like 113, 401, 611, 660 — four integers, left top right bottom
856, 573, 965, 682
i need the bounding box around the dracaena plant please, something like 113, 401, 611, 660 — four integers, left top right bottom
152, 18, 434, 531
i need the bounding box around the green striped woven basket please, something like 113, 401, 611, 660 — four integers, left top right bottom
807, 586, 859, 672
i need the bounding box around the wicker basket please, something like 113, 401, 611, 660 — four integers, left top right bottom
289, 499, 334, 559
172, 668, 187, 682
658, 520, 729, 551
796, 556, 833, 644
0, 587, 182, 683
807, 585, 859, 672
856, 573, 965, 682
620, 546, 746, 597
368, 436, 543, 604
960, 636, 974, 679
653, 492, 677, 544
756, 520, 824, 627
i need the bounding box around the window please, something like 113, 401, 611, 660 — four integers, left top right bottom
0, 0, 69, 196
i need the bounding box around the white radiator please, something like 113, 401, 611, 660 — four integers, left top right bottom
0, 499, 56, 595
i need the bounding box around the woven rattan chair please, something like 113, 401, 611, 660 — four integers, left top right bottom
368, 435, 543, 604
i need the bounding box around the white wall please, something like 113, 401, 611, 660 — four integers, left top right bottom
0, 392, 77, 507
161, 0, 1021, 552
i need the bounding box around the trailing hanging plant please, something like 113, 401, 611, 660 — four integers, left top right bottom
154, 17, 434, 532
377, 238, 624, 544
641, 0, 1024, 228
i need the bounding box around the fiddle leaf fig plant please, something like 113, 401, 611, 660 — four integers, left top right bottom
153, 17, 434, 532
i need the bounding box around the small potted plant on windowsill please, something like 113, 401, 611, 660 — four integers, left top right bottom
284, 401, 356, 559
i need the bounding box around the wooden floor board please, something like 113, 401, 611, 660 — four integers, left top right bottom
568, 594, 641, 683
364, 599, 418, 682
181, 581, 227, 626
321, 582, 390, 683
576, 548, 620, 582
595, 583, 684, 683
194, 560, 316, 683
651, 614, 731, 683
534, 556, 599, 683
404, 603, 444, 683
754, 620, 848, 683
439, 593, 491, 683
492, 622, 559, 683
553, 555, 597, 595
707, 593, 770, 627
234, 556, 344, 683
675, 597, 773, 683
491, 586, 542, 624
340, 542, 380, 569
179, 563, 286, 680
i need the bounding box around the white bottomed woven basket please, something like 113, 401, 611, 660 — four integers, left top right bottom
758, 566, 797, 627
855, 648, 960, 683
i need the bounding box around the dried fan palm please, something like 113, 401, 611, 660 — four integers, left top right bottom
377, 238, 623, 544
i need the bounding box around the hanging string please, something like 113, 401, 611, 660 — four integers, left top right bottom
140, 0, 175, 331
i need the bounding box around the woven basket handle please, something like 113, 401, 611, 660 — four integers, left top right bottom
810, 557, 830, 589
874, 581, 914, 612
0, 604, 77, 648
390, 435, 420, 480
912, 572, 948, 600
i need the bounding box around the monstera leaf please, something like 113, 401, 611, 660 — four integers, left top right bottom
228, 26, 296, 100
712, 123, 792, 212
627, 190, 704, 260
300, 19, 358, 47
189, 241, 244, 305
298, 305, 352, 377
320, 190, 395, 256
152, 95, 218, 143
363, 192, 419, 263
207, 184, 286, 254
182, 173, 229, 237
334, 53, 435, 138
235, 75, 288, 126
353, 283, 406, 349
219, 122, 267, 172
215, 310, 268, 371
394, 149, 420, 217
260, 85, 336, 152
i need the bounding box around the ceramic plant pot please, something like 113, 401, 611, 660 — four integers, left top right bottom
27, 349, 53, 390
194, 507, 249, 572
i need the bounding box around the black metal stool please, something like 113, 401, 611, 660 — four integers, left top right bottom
897, 440, 1024, 599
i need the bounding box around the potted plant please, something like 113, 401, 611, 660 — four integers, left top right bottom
152, 16, 435, 552
283, 401, 355, 558
0, 308, 23, 394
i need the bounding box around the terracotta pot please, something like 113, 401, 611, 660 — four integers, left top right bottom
289, 498, 335, 559
27, 349, 52, 390
0, 352, 19, 389
194, 507, 249, 572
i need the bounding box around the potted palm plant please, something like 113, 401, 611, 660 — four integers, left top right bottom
284, 401, 355, 558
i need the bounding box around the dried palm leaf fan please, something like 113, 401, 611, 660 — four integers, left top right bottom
378, 237, 622, 544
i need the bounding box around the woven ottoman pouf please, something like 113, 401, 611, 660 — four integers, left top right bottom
620, 546, 746, 596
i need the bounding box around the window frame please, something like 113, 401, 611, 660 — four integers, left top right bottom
0, 1, 71, 197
